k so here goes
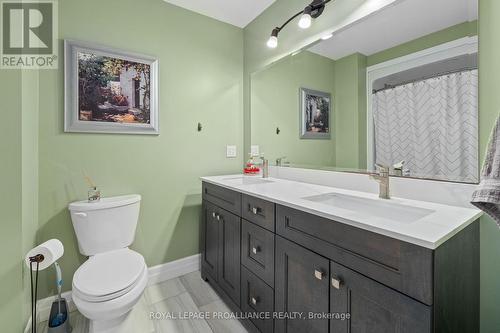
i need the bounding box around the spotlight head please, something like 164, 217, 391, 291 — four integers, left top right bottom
298, 6, 312, 29
267, 28, 280, 48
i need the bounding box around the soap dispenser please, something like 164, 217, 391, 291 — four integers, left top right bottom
244, 153, 260, 175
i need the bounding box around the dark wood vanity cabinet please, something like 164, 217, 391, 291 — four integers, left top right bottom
330, 261, 432, 333
201, 182, 479, 333
275, 236, 330, 333
201, 200, 241, 306
201, 201, 219, 282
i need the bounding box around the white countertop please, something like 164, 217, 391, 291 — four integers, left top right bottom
201, 174, 483, 249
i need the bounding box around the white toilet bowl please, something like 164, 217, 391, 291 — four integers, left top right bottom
68, 195, 147, 333
72, 248, 148, 333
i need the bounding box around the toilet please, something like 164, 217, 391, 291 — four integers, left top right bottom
68, 195, 147, 333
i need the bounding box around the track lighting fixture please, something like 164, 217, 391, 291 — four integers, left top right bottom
267, 0, 332, 48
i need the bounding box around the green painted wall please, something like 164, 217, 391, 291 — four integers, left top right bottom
334, 53, 367, 169
478, 1, 500, 331
35, 0, 243, 299
0, 71, 24, 332
368, 21, 478, 66
251, 51, 335, 167
21, 70, 40, 327
0, 70, 40, 333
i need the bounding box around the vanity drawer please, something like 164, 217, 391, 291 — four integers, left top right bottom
241, 266, 274, 333
241, 219, 275, 287
242, 194, 275, 232
202, 182, 241, 215
276, 205, 433, 305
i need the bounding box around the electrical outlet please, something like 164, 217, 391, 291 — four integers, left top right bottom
251, 145, 260, 157
226, 145, 237, 158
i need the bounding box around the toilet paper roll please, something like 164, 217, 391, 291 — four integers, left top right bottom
25, 239, 64, 271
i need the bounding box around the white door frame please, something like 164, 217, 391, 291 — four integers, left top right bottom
365, 36, 478, 169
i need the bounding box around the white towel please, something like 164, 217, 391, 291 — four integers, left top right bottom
471, 114, 500, 227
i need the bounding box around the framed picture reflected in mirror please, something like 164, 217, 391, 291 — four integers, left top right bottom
300, 87, 331, 139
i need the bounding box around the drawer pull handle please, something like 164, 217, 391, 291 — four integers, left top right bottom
250, 296, 259, 305
331, 277, 343, 289
252, 246, 260, 255
314, 270, 325, 280
251, 207, 259, 215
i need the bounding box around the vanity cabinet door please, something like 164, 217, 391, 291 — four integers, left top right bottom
275, 236, 329, 333
201, 201, 219, 282
217, 208, 241, 306
330, 261, 432, 333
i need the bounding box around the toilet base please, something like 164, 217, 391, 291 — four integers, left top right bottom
89, 310, 132, 333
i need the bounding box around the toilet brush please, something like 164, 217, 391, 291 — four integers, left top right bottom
50, 262, 64, 326
47, 262, 71, 333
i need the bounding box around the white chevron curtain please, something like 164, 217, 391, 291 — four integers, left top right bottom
373, 69, 478, 182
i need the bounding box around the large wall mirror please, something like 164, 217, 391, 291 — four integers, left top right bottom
250, 0, 478, 183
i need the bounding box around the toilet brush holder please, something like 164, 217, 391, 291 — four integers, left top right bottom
47, 298, 71, 333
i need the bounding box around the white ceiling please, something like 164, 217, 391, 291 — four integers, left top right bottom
309, 0, 478, 60
162, 0, 277, 28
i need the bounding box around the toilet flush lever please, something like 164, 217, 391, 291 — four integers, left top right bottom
74, 212, 87, 217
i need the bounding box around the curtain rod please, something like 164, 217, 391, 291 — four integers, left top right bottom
372, 67, 478, 94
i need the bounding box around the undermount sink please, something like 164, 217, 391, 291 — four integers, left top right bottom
303, 192, 435, 224
222, 176, 274, 185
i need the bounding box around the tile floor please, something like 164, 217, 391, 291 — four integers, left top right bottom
36, 271, 249, 333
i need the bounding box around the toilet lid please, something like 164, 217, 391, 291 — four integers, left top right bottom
73, 248, 145, 302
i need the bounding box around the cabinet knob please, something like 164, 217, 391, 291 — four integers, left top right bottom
216, 214, 221, 221
212, 212, 216, 218
251, 207, 259, 215
252, 246, 260, 255
314, 270, 325, 280
250, 296, 259, 305
331, 277, 343, 289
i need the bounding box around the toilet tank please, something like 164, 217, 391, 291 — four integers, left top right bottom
69, 195, 141, 256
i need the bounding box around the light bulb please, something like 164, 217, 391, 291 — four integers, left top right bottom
298, 13, 312, 29
267, 36, 278, 48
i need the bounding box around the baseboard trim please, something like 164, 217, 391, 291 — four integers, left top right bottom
147, 253, 201, 286
25, 254, 201, 332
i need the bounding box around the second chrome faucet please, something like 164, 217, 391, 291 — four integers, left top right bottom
370, 164, 390, 199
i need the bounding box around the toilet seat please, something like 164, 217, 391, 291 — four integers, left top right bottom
72, 248, 146, 303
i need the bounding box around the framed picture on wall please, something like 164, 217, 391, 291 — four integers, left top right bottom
299, 87, 331, 139
64, 40, 159, 134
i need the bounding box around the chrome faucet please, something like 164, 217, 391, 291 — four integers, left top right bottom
370, 164, 390, 199
260, 156, 269, 178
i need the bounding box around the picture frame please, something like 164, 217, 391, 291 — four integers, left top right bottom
299, 87, 331, 139
64, 40, 159, 135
